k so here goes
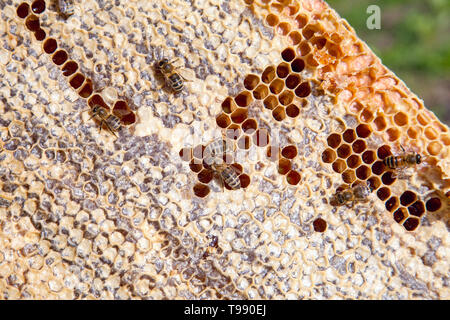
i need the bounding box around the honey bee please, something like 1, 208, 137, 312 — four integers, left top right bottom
210, 160, 241, 190
87, 105, 121, 137
383, 146, 422, 169
155, 58, 188, 93
335, 182, 372, 205
203, 139, 232, 165
58, 0, 75, 17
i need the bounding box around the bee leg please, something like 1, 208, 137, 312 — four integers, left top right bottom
104, 122, 118, 137
169, 58, 180, 65
179, 74, 192, 82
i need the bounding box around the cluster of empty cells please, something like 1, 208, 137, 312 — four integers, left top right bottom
16, 1, 136, 128
321, 125, 443, 231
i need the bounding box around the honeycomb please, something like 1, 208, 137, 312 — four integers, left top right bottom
0, 0, 449, 300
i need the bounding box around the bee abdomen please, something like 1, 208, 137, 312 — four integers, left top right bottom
58, 0, 75, 16
222, 167, 241, 189
169, 73, 184, 92
106, 115, 121, 131
383, 156, 404, 169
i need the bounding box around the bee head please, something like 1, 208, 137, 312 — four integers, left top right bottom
416, 154, 422, 164
157, 59, 170, 72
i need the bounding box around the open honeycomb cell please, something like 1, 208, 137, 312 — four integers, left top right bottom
244, 75, 260, 91
352, 139, 367, 154
362, 150, 376, 165
226, 124, 242, 140
31, 0, 45, 14
222, 97, 237, 114
278, 90, 294, 105
425, 198, 442, 212
235, 91, 253, 107
276, 63, 290, 78
322, 148, 336, 163
381, 171, 397, 186
332, 159, 346, 173
239, 174, 251, 189
231, 108, 248, 124
291, 58, 305, 72
367, 176, 381, 191
198, 169, 214, 184
270, 79, 285, 95
286, 170, 301, 185
237, 136, 251, 150
253, 129, 270, 147
343, 129, 356, 143
62, 61, 78, 77
34, 28, 46, 41
342, 169, 356, 184
327, 133, 341, 149
253, 84, 269, 100
288, 31, 302, 45
377, 187, 391, 201
193, 184, 210, 198
272, 106, 286, 121
373, 116, 387, 131
356, 124, 372, 138
281, 145, 297, 159
216, 113, 231, 128
360, 109, 374, 123
294, 82, 311, 97
285, 74, 301, 89
408, 201, 425, 217
393, 207, 408, 224
281, 47, 296, 62
25, 14, 40, 31
262, 66, 276, 84
313, 218, 327, 233
337, 144, 351, 159
386, 128, 401, 142
69, 73, 85, 90
403, 217, 420, 232
286, 104, 300, 118
400, 191, 417, 206
17, 2, 29, 18
242, 119, 258, 133
385, 196, 399, 212
278, 158, 291, 175
355, 165, 370, 180
43, 38, 57, 54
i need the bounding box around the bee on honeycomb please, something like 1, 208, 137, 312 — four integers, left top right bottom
334, 182, 372, 206
155, 58, 189, 93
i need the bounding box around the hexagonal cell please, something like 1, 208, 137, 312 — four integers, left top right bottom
349, 101, 364, 113
25, 14, 40, 31
355, 165, 370, 180
69, 73, 85, 90
373, 116, 387, 131
332, 159, 346, 173
17, 3, 30, 18
360, 109, 374, 123
393, 112, 408, 126
192, 144, 205, 160
79, 79, 93, 98
189, 159, 203, 173
288, 31, 302, 45
221, 97, 237, 114
112, 100, 130, 117
278, 90, 294, 106
424, 126, 438, 140
239, 174, 251, 189
298, 41, 311, 56
426, 197, 442, 212
34, 28, 46, 41
32, 0, 46, 14
371, 161, 385, 176
241, 118, 257, 134
342, 170, 356, 184
386, 128, 400, 142
272, 106, 286, 122
230, 108, 247, 124
179, 148, 192, 162
226, 124, 241, 140
253, 129, 270, 147
322, 148, 336, 163
286, 170, 301, 185
281, 48, 296, 62
337, 144, 351, 159
377, 145, 392, 160
62, 61, 78, 77
265, 13, 279, 27
193, 183, 210, 198
121, 111, 136, 126
262, 66, 276, 84
377, 187, 390, 201
88, 94, 109, 110
52, 50, 68, 65
427, 141, 442, 156
294, 82, 311, 97
269, 79, 284, 95
198, 169, 214, 184
352, 140, 367, 154
291, 58, 305, 72
278, 158, 291, 175
253, 84, 269, 100
306, 55, 319, 67
281, 145, 297, 159
385, 196, 399, 212
381, 171, 396, 185
400, 191, 417, 206
313, 218, 327, 233
327, 133, 341, 149
276, 63, 290, 78
237, 135, 251, 150
407, 127, 419, 139
277, 22, 291, 36
367, 176, 381, 191
408, 201, 425, 217
285, 74, 301, 89
286, 104, 300, 118
393, 207, 408, 224
346, 154, 360, 168
244, 74, 260, 91
356, 124, 372, 138
43, 38, 57, 54
361, 150, 376, 165
403, 217, 420, 231
235, 91, 252, 108
311, 36, 327, 50
342, 129, 356, 143
294, 14, 308, 28
263, 95, 278, 110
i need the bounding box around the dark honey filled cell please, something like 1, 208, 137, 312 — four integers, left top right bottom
386, 128, 400, 142
276, 63, 290, 78
360, 109, 374, 123
17, 3, 30, 18
327, 133, 341, 148
281, 145, 297, 159
43, 38, 57, 54
231, 108, 248, 124
243, 74, 260, 91
88, 94, 109, 110
294, 82, 311, 97
230, 163, 243, 175
426, 197, 442, 212
286, 170, 301, 185
337, 144, 351, 159
239, 174, 251, 188
269, 79, 284, 95
352, 140, 366, 153
179, 148, 192, 162
408, 201, 425, 217
31, 0, 46, 14
226, 124, 241, 140
52, 50, 68, 65
262, 66, 276, 83
332, 159, 346, 173
34, 28, 46, 41
298, 41, 311, 56
235, 92, 252, 107
266, 145, 279, 161
373, 116, 387, 131
216, 113, 231, 128
253, 129, 269, 147
278, 158, 291, 175
385, 196, 399, 212
78, 81, 93, 98
221, 97, 236, 114
400, 191, 417, 206
342, 129, 356, 143
346, 155, 360, 168
288, 31, 302, 45
342, 170, 356, 183
241, 118, 257, 133
189, 159, 203, 173
237, 136, 251, 149
381, 171, 396, 185
321, 148, 336, 163
278, 90, 294, 106
281, 47, 296, 62
272, 106, 286, 122
311, 36, 327, 49
356, 165, 370, 180
367, 176, 381, 191
120, 112, 136, 125
377, 145, 392, 159
62, 61, 78, 77
286, 104, 300, 118
277, 22, 291, 36
356, 124, 372, 138
393, 208, 408, 223
291, 58, 305, 72
371, 161, 385, 175
198, 169, 214, 184
25, 15, 40, 32
265, 13, 279, 27
394, 112, 408, 126
377, 187, 390, 201
113, 100, 130, 116
253, 85, 269, 100
193, 184, 210, 198
295, 14, 308, 28
362, 150, 376, 164
69, 73, 85, 89
285, 74, 301, 89
403, 217, 420, 231
313, 218, 327, 233
193, 144, 205, 160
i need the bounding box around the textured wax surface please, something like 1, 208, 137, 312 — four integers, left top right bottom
0, 0, 449, 299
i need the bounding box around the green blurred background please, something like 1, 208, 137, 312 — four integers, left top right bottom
326, 0, 450, 126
